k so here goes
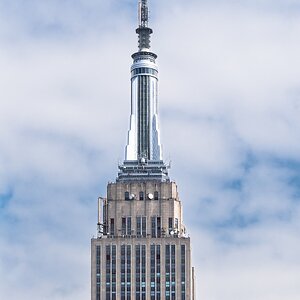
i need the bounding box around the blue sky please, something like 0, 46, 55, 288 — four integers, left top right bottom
1, 0, 300, 299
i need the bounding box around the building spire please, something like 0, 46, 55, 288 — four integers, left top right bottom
136, 0, 153, 51
117, 0, 169, 182
139, 0, 149, 28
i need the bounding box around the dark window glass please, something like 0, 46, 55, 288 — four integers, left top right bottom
154, 191, 159, 200
127, 217, 132, 235
151, 217, 156, 238
142, 217, 146, 237
110, 218, 115, 236
137, 217, 141, 236
157, 217, 161, 238
122, 218, 126, 235
168, 218, 173, 230
139, 192, 144, 200
125, 192, 130, 201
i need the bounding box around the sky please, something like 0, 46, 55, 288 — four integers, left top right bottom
0, 0, 300, 299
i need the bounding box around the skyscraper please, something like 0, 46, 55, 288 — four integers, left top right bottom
91, 1, 195, 299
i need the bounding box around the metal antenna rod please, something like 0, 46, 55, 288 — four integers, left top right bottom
139, 0, 149, 28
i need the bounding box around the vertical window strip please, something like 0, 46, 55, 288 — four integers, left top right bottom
141, 245, 146, 300
110, 219, 115, 236
181, 245, 186, 300
122, 218, 127, 235
165, 245, 170, 300
127, 217, 132, 236
157, 217, 161, 238
137, 217, 141, 236
150, 245, 155, 300
151, 217, 156, 238
121, 245, 126, 300
156, 245, 161, 300
96, 246, 101, 300
136, 245, 141, 300
112, 245, 116, 300
127, 245, 132, 300
171, 245, 176, 300
142, 217, 146, 237
106, 245, 111, 300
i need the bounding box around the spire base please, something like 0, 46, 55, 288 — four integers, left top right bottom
117, 160, 170, 182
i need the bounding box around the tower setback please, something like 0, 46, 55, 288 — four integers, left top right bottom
91, 1, 195, 299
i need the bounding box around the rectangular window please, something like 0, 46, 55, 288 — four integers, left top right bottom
157, 217, 161, 238
135, 245, 141, 300
165, 245, 170, 300
181, 245, 186, 300
110, 218, 115, 236
151, 217, 161, 238
139, 191, 144, 200
142, 217, 146, 237
127, 217, 132, 236
171, 245, 176, 299
150, 245, 155, 298
151, 217, 156, 238
168, 218, 173, 231
137, 217, 146, 237
137, 217, 141, 236
135, 245, 146, 300
112, 245, 116, 299
127, 245, 131, 299
121, 245, 126, 300
96, 245, 101, 300
122, 218, 126, 235
106, 245, 111, 300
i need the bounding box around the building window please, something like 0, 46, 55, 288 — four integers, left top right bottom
96, 245, 101, 300
121, 245, 126, 300
171, 245, 176, 299
125, 192, 130, 201
154, 191, 159, 200
165, 245, 170, 300
139, 191, 144, 201
110, 218, 115, 236
157, 217, 161, 238
135, 245, 146, 300
127, 217, 132, 235
165, 245, 176, 300
122, 217, 132, 236
151, 217, 161, 238
106, 245, 111, 299
168, 218, 173, 232
181, 245, 186, 300
127, 245, 131, 300
112, 245, 116, 300
136, 216, 146, 237
150, 244, 161, 299
151, 217, 156, 238
122, 218, 126, 235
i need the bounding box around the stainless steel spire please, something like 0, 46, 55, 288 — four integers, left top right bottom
137, 0, 153, 51
139, 0, 149, 28
118, 0, 169, 182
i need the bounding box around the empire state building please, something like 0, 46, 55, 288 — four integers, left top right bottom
91, 1, 195, 299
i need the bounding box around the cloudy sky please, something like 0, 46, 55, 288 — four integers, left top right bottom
1, 0, 300, 299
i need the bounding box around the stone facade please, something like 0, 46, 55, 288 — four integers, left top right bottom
91, 181, 193, 300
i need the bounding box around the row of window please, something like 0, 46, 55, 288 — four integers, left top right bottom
125, 191, 159, 201
96, 244, 186, 300
109, 217, 179, 237
131, 67, 158, 77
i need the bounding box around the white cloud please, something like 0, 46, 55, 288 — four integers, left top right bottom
1, 0, 300, 299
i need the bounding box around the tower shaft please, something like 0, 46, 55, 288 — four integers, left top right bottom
91, 1, 195, 299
